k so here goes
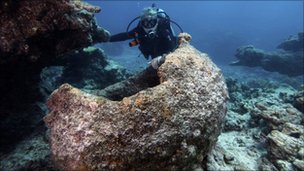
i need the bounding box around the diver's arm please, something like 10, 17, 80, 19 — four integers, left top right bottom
109, 32, 130, 42
109, 27, 137, 42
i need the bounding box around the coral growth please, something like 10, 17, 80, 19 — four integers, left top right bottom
44, 33, 229, 170
0, 0, 112, 155
0, 0, 109, 64
207, 74, 304, 171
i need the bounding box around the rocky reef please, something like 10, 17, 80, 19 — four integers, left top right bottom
206, 75, 304, 171
0, 0, 109, 64
277, 32, 304, 52
0, 128, 53, 171
293, 88, 304, 113
230, 32, 304, 76
0, 0, 114, 155
44, 33, 229, 170
0, 46, 130, 170
40, 47, 130, 94
0, 1, 303, 170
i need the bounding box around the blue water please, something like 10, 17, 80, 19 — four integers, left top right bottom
88, 0, 303, 66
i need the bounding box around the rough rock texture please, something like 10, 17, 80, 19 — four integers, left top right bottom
55, 47, 130, 91
206, 73, 304, 171
293, 88, 304, 113
0, 0, 112, 155
38, 46, 129, 92
207, 132, 264, 171
0, 47, 129, 155
266, 123, 304, 171
39, 47, 131, 102
44, 33, 229, 170
230, 33, 304, 76
0, 0, 109, 64
253, 102, 302, 130
0, 126, 52, 171
0, 48, 130, 170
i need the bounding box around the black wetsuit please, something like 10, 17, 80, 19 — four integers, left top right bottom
110, 17, 177, 59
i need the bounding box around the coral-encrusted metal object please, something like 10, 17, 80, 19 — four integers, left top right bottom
44, 33, 229, 170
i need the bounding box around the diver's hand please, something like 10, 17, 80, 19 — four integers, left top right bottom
95, 27, 111, 42
150, 55, 166, 69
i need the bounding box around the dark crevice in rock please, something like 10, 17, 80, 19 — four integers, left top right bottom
95, 66, 160, 101
0, 63, 45, 154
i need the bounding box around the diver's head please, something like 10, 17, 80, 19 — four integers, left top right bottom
140, 7, 158, 38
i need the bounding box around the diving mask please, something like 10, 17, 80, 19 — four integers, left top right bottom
141, 16, 158, 39
141, 16, 158, 29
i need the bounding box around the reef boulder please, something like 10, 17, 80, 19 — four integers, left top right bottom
230, 33, 304, 76
0, 0, 109, 64
277, 32, 304, 52
44, 33, 229, 170
266, 123, 304, 171
293, 88, 304, 114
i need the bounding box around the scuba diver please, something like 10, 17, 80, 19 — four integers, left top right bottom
109, 4, 182, 69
